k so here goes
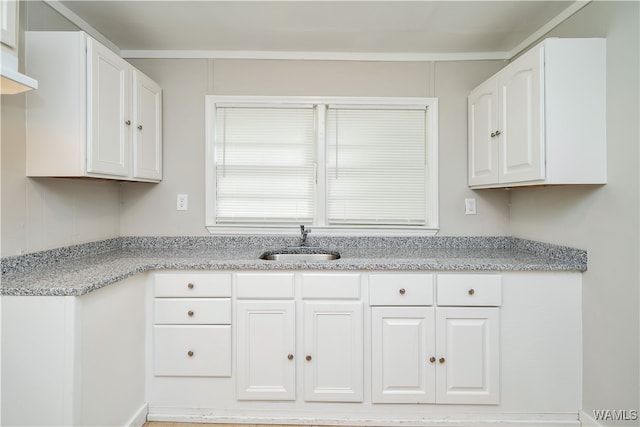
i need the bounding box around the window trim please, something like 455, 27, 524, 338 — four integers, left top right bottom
205, 95, 439, 236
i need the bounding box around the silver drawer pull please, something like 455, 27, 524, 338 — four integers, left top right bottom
399, 288, 406, 295
187, 350, 194, 357
468, 289, 475, 295
188, 310, 194, 317
187, 283, 195, 289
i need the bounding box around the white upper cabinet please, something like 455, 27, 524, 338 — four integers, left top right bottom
468, 78, 499, 186
133, 70, 163, 180
86, 38, 131, 177
468, 38, 606, 188
25, 31, 162, 182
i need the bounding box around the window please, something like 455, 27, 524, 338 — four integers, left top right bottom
206, 96, 438, 235
213, 105, 315, 224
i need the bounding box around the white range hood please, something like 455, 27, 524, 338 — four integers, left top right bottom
1, 51, 37, 94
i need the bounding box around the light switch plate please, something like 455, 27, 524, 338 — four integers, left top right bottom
465, 198, 477, 215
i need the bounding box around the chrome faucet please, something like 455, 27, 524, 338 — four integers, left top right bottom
299, 225, 311, 246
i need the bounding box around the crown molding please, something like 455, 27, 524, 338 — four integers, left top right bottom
42, 0, 591, 63
507, 0, 592, 58
120, 50, 510, 62
42, 0, 120, 54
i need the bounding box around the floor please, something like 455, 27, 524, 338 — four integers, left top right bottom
144, 423, 339, 427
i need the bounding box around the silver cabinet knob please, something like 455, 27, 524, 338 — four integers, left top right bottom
188, 351, 194, 357
125, 120, 131, 126
137, 124, 143, 130
399, 288, 406, 295
468, 289, 475, 295
188, 310, 194, 317
429, 356, 436, 363
306, 355, 312, 362
287, 354, 294, 360
439, 357, 445, 364
187, 283, 194, 289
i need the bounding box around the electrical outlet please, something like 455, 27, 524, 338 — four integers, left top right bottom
177, 194, 188, 211
465, 198, 477, 215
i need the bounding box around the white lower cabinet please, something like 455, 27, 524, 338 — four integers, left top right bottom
234, 273, 364, 402
236, 300, 296, 400
2, 276, 147, 426
435, 307, 500, 404
303, 301, 364, 402
154, 325, 231, 377
146, 270, 582, 426
371, 273, 500, 405
371, 307, 499, 405
152, 273, 232, 377
371, 307, 436, 403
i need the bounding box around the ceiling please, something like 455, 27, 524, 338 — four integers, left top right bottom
57, 1, 579, 58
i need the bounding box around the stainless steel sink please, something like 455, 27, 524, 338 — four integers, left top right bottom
259, 248, 341, 262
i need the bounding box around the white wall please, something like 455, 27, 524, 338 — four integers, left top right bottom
508, 2, 639, 425
0, 0, 121, 257
122, 58, 509, 236
2, 2, 511, 257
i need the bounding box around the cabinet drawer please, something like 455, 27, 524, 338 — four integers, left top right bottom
301, 273, 360, 299
369, 274, 434, 306
154, 273, 231, 298
154, 325, 231, 377
436, 274, 502, 306
236, 273, 295, 299
154, 298, 231, 325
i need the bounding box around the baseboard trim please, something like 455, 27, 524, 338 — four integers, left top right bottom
147, 409, 581, 427
125, 403, 148, 427
579, 410, 603, 427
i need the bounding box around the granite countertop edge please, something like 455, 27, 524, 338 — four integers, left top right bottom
0, 236, 588, 297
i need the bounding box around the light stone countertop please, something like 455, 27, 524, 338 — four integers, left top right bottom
0, 236, 587, 296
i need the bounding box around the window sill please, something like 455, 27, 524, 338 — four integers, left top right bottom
206, 225, 439, 237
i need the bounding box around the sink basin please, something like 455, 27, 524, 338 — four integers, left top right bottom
259, 248, 341, 262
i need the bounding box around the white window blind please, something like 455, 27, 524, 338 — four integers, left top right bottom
214, 106, 315, 224
326, 107, 427, 225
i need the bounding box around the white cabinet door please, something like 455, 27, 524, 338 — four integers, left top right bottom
468, 77, 499, 187
86, 38, 131, 177
498, 46, 544, 184
435, 307, 499, 404
371, 307, 435, 403
236, 301, 296, 400
303, 302, 364, 402
132, 70, 162, 181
